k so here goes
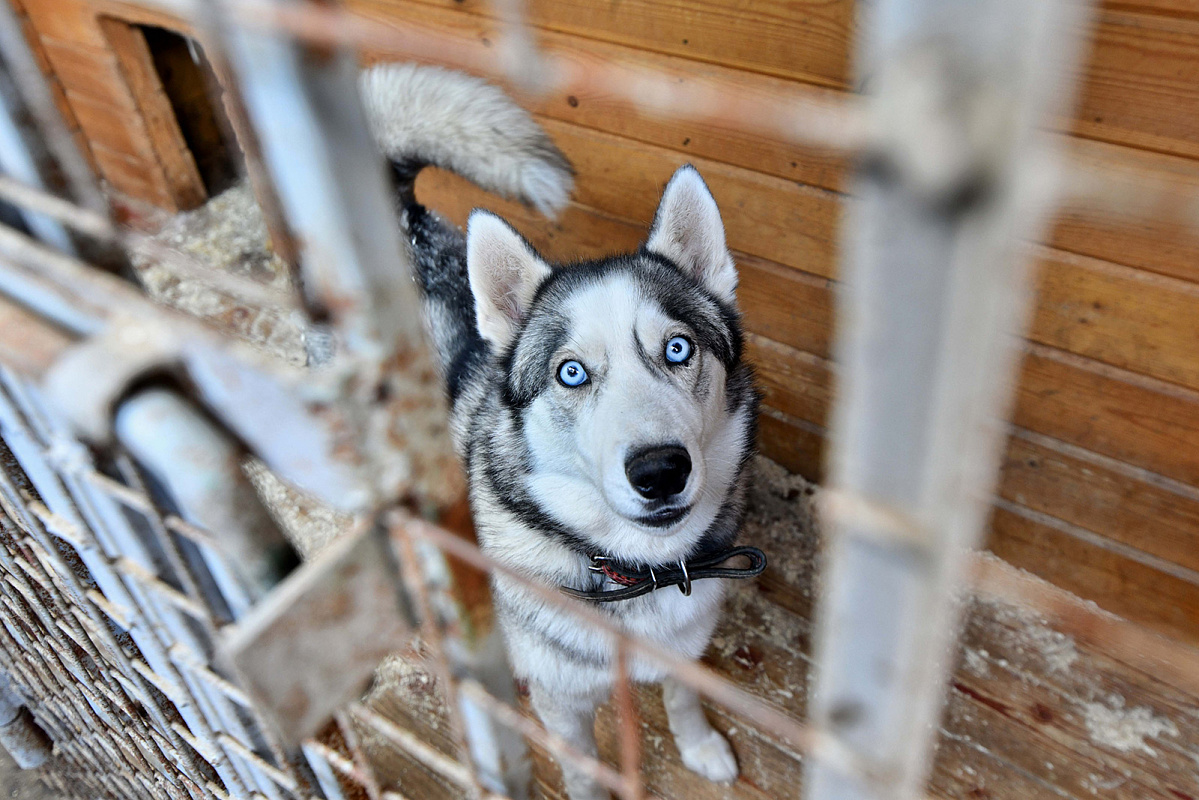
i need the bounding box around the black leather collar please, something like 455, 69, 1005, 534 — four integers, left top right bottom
560, 546, 767, 603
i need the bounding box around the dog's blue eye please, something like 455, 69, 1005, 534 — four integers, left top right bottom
665, 337, 692, 364
558, 360, 589, 387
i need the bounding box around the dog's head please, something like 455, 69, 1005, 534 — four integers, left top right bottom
468, 166, 756, 563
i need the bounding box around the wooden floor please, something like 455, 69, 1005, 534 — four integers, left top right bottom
358, 457, 1199, 800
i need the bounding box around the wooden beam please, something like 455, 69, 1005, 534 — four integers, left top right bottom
100, 19, 208, 210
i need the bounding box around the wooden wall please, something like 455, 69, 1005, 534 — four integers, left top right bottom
17, 0, 1199, 645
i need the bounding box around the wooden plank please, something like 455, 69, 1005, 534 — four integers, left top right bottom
45, 78, 82, 136
356, 1, 1199, 303
89, 143, 172, 207
67, 89, 157, 163
1072, 9, 1199, 162
739, 256, 834, 359
352, 0, 850, 194
17, 0, 108, 49
345, 463, 1199, 800
742, 473, 1199, 797
746, 334, 831, 426
38, 37, 135, 111
1052, 138, 1199, 286
1000, 432, 1199, 576
89, 0, 200, 39
99, 19, 207, 210
426, 119, 1199, 407
1101, 0, 1199, 17
0, 297, 73, 378
967, 583, 1199, 766
760, 385, 1199, 624
934, 687, 1165, 800
415, 167, 645, 260
536, 117, 842, 280
928, 713, 1069, 800
946, 676, 1185, 800
420, 114, 841, 277
757, 408, 825, 482
1014, 346, 1199, 489
1028, 247, 1199, 393
354, 0, 853, 90
359, 1, 1199, 168
987, 505, 1199, 645
956, 601, 1199, 799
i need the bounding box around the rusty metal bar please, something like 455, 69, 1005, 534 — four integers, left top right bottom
612, 642, 644, 800
389, 518, 492, 798
0, 174, 299, 309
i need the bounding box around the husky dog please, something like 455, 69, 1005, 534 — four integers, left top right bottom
362, 64, 760, 800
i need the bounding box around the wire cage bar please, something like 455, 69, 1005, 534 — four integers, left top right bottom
0, 1, 1196, 800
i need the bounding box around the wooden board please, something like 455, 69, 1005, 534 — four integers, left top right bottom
1072, 10, 1199, 162
426, 119, 1199, 410
1014, 346, 1199, 490
330, 487, 1199, 800
354, 0, 1199, 299
757, 408, 826, 481
18, 0, 109, 49
100, 19, 207, 210
89, 143, 172, 206
17, 0, 178, 208
1029, 246, 1199, 393
351, 0, 851, 193
38, 37, 135, 111
746, 334, 831, 426
999, 431, 1199, 576
537, 117, 842, 280
64, 89, 157, 163
1053, 138, 1199, 285
360, 0, 1199, 166
356, 0, 853, 90
987, 505, 1199, 645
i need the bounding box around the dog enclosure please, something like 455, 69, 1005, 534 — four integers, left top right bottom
2, 0, 1199, 799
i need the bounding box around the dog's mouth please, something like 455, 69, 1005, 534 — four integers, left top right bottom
633, 505, 691, 529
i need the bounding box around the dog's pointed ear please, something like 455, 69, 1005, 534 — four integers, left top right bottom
645, 165, 737, 303
467, 210, 553, 349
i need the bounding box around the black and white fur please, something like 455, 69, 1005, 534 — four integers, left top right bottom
362, 63, 759, 800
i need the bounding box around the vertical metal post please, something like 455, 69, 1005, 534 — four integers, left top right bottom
804, 1, 1093, 799
209, 0, 422, 363
0, 87, 72, 252
206, 0, 462, 513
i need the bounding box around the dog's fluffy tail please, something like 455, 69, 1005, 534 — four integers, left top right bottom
360, 63, 573, 217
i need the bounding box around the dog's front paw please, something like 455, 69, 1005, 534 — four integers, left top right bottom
679, 729, 739, 784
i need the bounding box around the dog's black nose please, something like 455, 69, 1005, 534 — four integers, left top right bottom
625, 446, 692, 500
